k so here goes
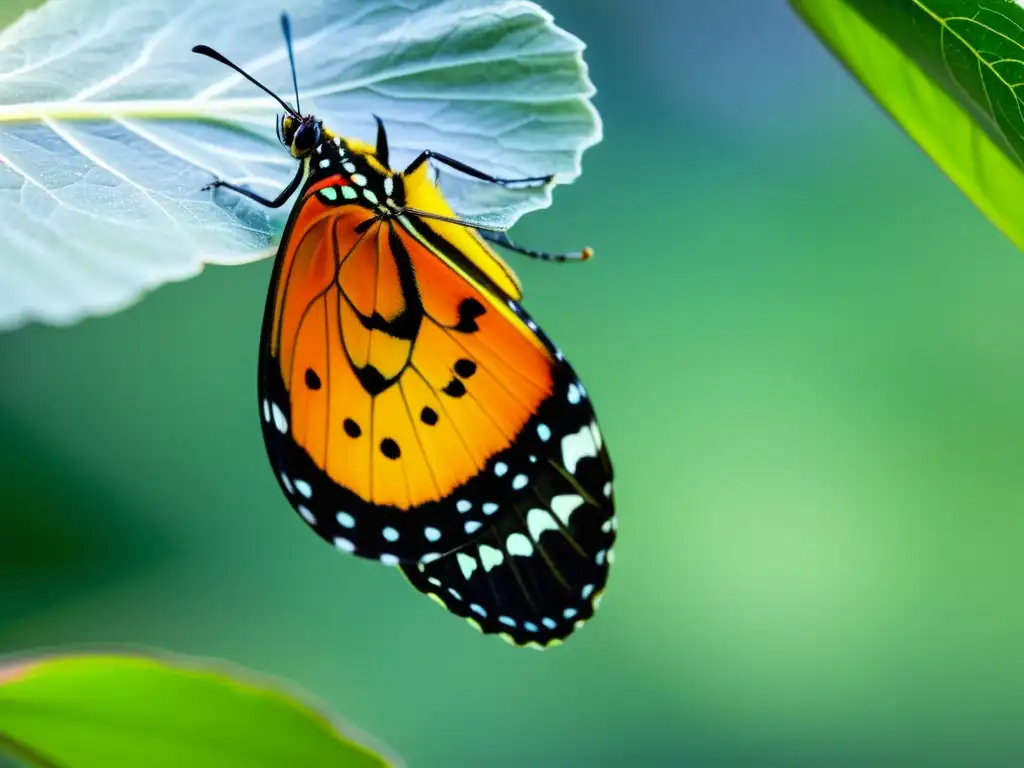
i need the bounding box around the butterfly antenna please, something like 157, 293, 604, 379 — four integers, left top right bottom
192, 44, 299, 117
403, 207, 594, 261
280, 13, 301, 114
402, 207, 505, 232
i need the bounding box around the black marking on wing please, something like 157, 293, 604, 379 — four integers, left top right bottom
400, 342, 615, 648
257, 210, 613, 569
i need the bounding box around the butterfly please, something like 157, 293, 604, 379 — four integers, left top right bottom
193, 14, 615, 649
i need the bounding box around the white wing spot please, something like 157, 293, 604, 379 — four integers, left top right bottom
512, 473, 528, 490
425, 526, 441, 542
470, 603, 487, 617
319, 158, 330, 168
457, 553, 478, 579
537, 423, 551, 442
527, 319, 538, 331
482, 502, 499, 515
421, 552, 441, 564
271, 403, 288, 433
342, 161, 356, 173
428, 577, 442, 587
336, 511, 355, 528
383, 176, 394, 196
542, 617, 557, 630
603, 481, 613, 498
341, 185, 358, 200
262, 399, 271, 422
334, 537, 355, 553
596, 549, 606, 566
380, 554, 400, 566
524, 621, 538, 632
465, 520, 483, 535
280, 473, 294, 495
456, 499, 472, 513
494, 461, 508, 477
363, 189, 379, 204
526, 508, 559, 541
506, 532, 534, 557
581, 584, 595, 599
382, 526, 399, 542
564, 607, 578, 619
479, 545, 504, 572
601, 518, 613, 534
294, 479, 312, 498
297, 505, 316, 526
448, 588, 462, 601
499, 615, 516, 628
567, 383, 581, 405
561, 425, 598, 474
351, 173, 368, 186
551, 494, 585, 527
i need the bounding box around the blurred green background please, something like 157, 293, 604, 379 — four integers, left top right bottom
4, 0, 1024, 765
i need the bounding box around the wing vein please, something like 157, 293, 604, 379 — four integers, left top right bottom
435, 319, 540, 412
409, 363, 480, 472
398, 379, 443, 500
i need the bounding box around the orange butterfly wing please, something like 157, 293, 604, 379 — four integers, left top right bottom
258, 149, 614, 646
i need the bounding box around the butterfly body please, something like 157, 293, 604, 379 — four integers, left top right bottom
196, 24, 615, 648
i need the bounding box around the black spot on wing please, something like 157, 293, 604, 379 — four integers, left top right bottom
380, 437, 401, 459
454, 358, 477, 378
454, 298, 486, 333
356, 364, 389, 396
400, 319, 616, 647
442, 378, 467, 398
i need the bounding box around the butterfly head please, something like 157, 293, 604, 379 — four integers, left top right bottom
278, 114, 323, 159
194, 14, 325, 161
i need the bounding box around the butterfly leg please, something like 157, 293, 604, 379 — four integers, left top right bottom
481, 230, 593, 262
202, 165, 304, 208
403, 150, 552, 189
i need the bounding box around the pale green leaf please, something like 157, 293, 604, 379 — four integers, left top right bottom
0, 0, 600, 329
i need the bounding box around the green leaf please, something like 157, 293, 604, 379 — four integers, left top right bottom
0, 653, 398, 768
0, 0, 600, 330
790, 0, 1024, 253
